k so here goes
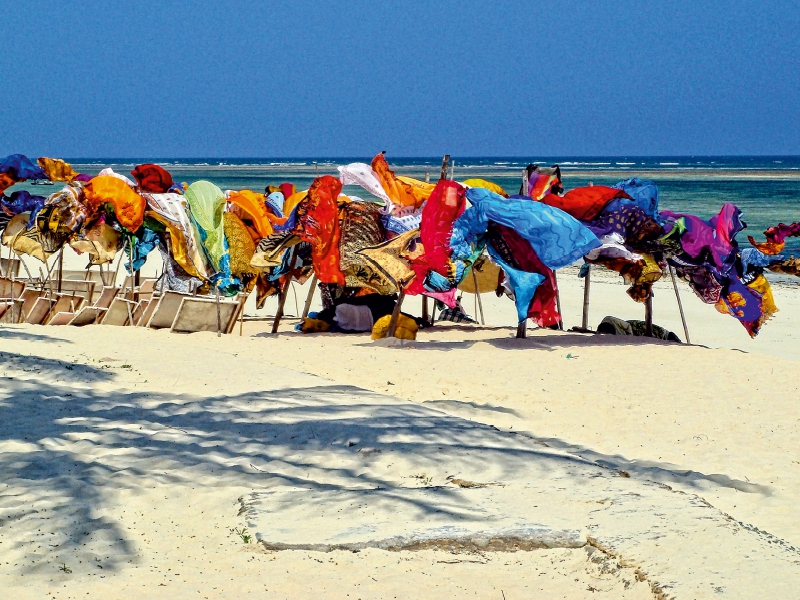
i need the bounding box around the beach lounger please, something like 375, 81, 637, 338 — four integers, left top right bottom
66, 286, 120, 326
146, 291, 191, 329
46, 294, 86, 325
101, 297, 137, 326
0, 258, 21, 278
0, 277, 26, 300
25, 297, 56, 324
169, 296, 240, 334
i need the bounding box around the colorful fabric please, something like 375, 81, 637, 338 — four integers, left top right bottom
538, 186, 631, 221
131, 164, 174, 193
524, 165, 562, 200
69, 219, 120, 265
1, 191, 47, 218
223, 212, 257, 280
40, 183, 91, 235
37, 157, 78, 182
0, 154, 46, 181
357, 228, 420, 293
406, 180, 467, 300
747, 221, 800, 255
2, 212, 55, 262
371, 313, 418, 340
125, 227, 160, 272
454, 188, 601, 271
462, 178, 508, 197
487, 223, 560, 326
371, 153, 430, 209
338, 163, 392, 204
227, 189, 276, 238
184, 181, 227, 271
612, 178, 659, 217
585, 199, 664, 249
338, 200, 392, 293
661, 203, 743, 271
84, 175, 147, 231
293, 175, 345, 284
266, 192, 285, 217
144, 192, 210, 279
715, 276, 767, 338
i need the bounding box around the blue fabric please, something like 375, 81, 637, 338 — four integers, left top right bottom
612, 177, 659, 217
0, 154, 46, 180
266, 192, 285, 217
741, 247, 781, 272
455, 188, 601, 270
487, 243, 546, 323
1, 190, 46, 216
195, 222, 241, 294
125, 228, 160, 273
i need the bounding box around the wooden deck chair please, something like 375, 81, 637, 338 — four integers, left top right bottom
0, 277, 26, 300
46, 294, 86, 326
146, 291, 191, 329
66, 286, 120, 326
101, 297, 137, 326
0, 258, 21, 278
137, 293, 160, 327
25, 297, 57, 324
20, 288, 46, 319
55, 280, 97, 304
0, 299, 24, 323
170, 296, 240, 334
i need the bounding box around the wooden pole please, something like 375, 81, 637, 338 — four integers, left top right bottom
215, 286, 222, 337
554, 271, 563, 330
472, 268, 485, 325
440, 155, 450, 180
669, 265, 691, 344
581, 264, 591, 330
238, 292, 246, 336
386, 290, 405, 338
57, 249, 64, 293
644, 289, 653, 337
422, 296, 429, 323
516, 319, 527, 338
301, 274, 318, 320
271, 248, 296, 334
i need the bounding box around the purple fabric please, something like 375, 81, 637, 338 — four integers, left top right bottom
74, 173, 93, 182
584, 199, 664, 247
661, 203, 744, 271
0, 154, 46, 180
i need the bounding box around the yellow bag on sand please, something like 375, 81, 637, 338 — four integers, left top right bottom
371, 314, 418, 340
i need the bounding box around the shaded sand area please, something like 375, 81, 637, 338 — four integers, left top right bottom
2, 322, 800, 599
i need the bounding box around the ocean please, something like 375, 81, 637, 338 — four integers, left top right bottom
16, 156, 800, 254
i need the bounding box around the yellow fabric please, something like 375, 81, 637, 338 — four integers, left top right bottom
372, 154, 428, 209
223, 212, 256, 278
396, 176, 436, 205
226, 190, 275, 239
1, 213, 48, 262
145, 212, 202, 278
462, 178, 508, 197
301, 318, 331, 333
69, 221, 120, 265
457, 255, 501, 293
283, 190, 308, 216
37, 157, 78, 182
371, 313, 418, 340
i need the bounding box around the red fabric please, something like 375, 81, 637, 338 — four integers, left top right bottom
405, 180, 466, 301
279, 182, 296, 201
293, 175, 345, 285
495, 224, 561, 327
747, 221, 800, 255
539, 186, 631, 221
130, 164, 174, 193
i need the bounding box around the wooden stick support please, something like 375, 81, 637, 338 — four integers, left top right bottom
581, 264, 591, 330
301, 274, 318, 320
271, 248, 296, 334
215, 287, 222, 337
440, 155, 450, 181
386, 290, 405, 338
57, 249, 64, 293
421, 296, 429, 324
554, 271, 564, 330
644, 289, 653, 337
669, 265, 691, 344
516, 319, 527, 338
472, 268, 485, 325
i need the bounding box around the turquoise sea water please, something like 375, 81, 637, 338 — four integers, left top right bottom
14, 156, 800, 254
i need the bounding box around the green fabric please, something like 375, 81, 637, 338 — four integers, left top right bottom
185, 181, 226, 270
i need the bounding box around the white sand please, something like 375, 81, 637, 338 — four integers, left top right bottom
2, 246, 800, 598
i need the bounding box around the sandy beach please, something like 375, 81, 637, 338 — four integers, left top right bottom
2, 249, 800, 599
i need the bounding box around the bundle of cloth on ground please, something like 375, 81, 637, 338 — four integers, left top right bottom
1, 152, 798, 338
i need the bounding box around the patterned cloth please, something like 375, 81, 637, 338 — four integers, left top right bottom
338, 200, 392, 293
144, 192, 210, 279
131, 164, 174, 193
538, 186, 631, 221
38, 157, 78, 182
292, 175, 345, 284
84, 175, 147, 231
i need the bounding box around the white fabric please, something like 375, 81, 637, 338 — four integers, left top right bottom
584, 233, 642, 262
338, 163, 391, 204
97, 168, 136, 188
333, 304, 374, 332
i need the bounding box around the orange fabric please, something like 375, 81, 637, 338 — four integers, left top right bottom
84, 175, 146, 231
538, 186, 631, 221
372, 153, 428, 208
284, 189, 308, 216
294, 176, 345, 284
227, 190, 275, 238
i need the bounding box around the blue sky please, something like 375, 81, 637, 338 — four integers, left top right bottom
2, 0, 798, 157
